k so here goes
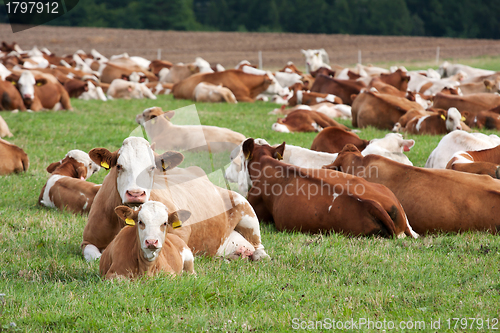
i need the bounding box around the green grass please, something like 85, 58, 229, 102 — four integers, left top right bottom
1, 67, 500, 332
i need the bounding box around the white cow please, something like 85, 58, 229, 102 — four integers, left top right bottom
425, 131, 500, 169
301, 49, 330, 73
78, 81, 107, 101
107, 79, 157, 100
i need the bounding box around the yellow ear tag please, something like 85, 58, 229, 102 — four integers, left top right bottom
161, 161, 169, 171
101, 161, 109, 169
11, 81, 16, 85
125, 218, 135, 226
440, 114, 446, 120
172, 220, 182, 229
461, 116, 466, 122
276, 152, 283, 160
151, 118, 156, 125
36, 82, 42, 86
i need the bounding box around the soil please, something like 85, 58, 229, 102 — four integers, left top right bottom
1, 23, 500, 69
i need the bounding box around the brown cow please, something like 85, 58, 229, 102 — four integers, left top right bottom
149, 59, 174, 76
432, 92, 500, 114
0, 80, 26, 111
81, 137, 269, 263
240, 138, 417, 238
287, 90, 343, 106
311, 127, 369, 153
64, 79, 88, 98
99, 201, 195, 279
351, 90, 424, 130
445, 145, 500, 179
38, 150, 101, 214
100, 63, 157, 84
324, 145, 500, 234
172, 69, 272, 102
279, 62, 303, 75
403, 107, 465, 135
0, 138, 29, 175
310, 74, 366, 105
458, 78, 500, 95
161, 63, 200, 84
377, 69, 410, 91
272, 109, 350, 133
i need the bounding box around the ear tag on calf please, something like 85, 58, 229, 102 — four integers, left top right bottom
36, 82, 42, 86
11, 81, 16, 85
125, 218, 135, 226
276, 152, 283, 160
440, 114, 446, 120
461, 116, 466, 122
162, 161, 169, 171
172, 220, 182, 229
101, 161, 109, 169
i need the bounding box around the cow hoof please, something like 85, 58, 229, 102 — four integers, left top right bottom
251, 247, 270, 261
83, 244, 102, 262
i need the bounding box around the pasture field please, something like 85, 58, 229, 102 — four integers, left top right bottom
1, 60, 500, 332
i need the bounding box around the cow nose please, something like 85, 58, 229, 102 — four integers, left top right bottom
125, 190, 146, 203
23, 94, 32, 99
145, 239, 159, 249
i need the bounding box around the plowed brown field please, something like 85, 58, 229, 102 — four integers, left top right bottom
1, 23, 500, 69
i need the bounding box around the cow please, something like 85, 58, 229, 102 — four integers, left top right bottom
462, 110, 500, 130
438, 61, 495, 80
287, 90, 342, 106
136, 106, 245, 153
272, 109, 350, 133
100, 63, 157, 84
64, 79, 89, 98
149, 59, 174, 76
376, 69, 410, 92
279, 61, 303, 75
240, 138, 416, 237
273, 71, 302, 88
301, 49, 330, 73
402, 107, 464, 135
0, 115, 13, 138
445, 145, 500, 178
324, 144, 500, 234
351, 90, 424, 130
408, 71, 465, 95
172, 69, 273, 102
0, 80, 26, 111
38, 150, 101, 214
425, 130, 500, 169
99, 201, 195, 279
309, 75, 366, 106
269, 103, 351, 119
311, 127, 369, 153
193, 82, 237, 103
144, 81, 174, 95
0, 138, 29, 175
81, 137, 269, 263
78, 81, 108, 101
360, 133, 414, 166
106, 79, 157, 100
161, 63, 200, 84
432, 92, 500, 114
459, 78, 500, 95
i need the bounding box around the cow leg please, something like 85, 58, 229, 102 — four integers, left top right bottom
60, 89, 73, 110
216, 230, 256, 260
83, 244, 101, 261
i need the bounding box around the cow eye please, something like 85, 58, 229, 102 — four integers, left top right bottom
163, 222, 167, 226
149, 166, 155, 172
138, 220, 144, 226
116, 164, 122, 171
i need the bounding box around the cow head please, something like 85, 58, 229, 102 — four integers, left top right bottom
301, 49, 330, 73
443, 107, 463, 132
368, 133, 415, 153
322, 144, 363, 172
89, 137, 184, 206
115, 201, 191, 261
16, 71, 36, 101
46, 149, 100, 180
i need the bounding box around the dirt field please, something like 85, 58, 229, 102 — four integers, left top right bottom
1, 23, 500, 69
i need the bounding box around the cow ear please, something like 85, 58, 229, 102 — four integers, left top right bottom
437, 109, 447, 120
46, 161, 61, 173
35, 78, 47, 86
76, 165, 87, 180
89, 148, 118, 170
156, 151, 184, 171
242, 138, 254, 160
164, 111, 175, 120
168, 209, 191, 229
401, 139, 415, 152
5, 74, 19, 83
301, 49, 307, 55
273, 142, 286, 160
115, 206, 139, 226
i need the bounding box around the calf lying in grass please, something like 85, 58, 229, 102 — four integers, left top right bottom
99, 201, 195, 279
38, 149, 101, 214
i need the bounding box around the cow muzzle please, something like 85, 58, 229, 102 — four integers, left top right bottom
124, 189, 147, 204
145, 239, 159, 250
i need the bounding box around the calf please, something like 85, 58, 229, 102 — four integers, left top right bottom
462, 110, 500, 130
272, 109, 349, 133
446, 146, 500, 178
240, 138, 416, 237
38, 150, 101, 214
193, 82, 237, 103
99, 201, 195, 279
403, 107, 464, 135
325, 145, 500, 234
82, 137, 269, 262
425, 130, 500, 169
287, 90, 342, 106
311, 127, 369, 153
107, 79, 157, 100
0, 80, 26, 111
0, 138, 29, 175
136, 107, 245, 153
432, 92, 500, 114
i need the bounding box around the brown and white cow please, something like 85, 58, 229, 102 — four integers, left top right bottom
172, 69, 273, 102
161, 63, 200, 84
272, 109, 350, 133
0, 115, 13, 138
149, 59, 174, 76
287, 90, 342, 106
193, 82, 237, 103
432, 92, 500, 114
445, 145, 500, 179
240, 138, 417, 238
136, 107, 245, 153
310, 127, 369, 153
462, 110, 500, 130
402, 107, 465, 135
325, 145, 500, 234
82, 137, 269, 263
38, 150, 101, 214
0, 138, 29, 175
100, 63, 157, 84
0, 80, 26, 111
106, 79, 157, 100
351, 90, 424, 130
99, 201, 195, 279
310, 74, 366, 106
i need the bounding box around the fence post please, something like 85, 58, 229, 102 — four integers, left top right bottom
157, 48, 161, 60
436, 46, 440, 64
358, 50, 362, 64
258, 51, 263, 70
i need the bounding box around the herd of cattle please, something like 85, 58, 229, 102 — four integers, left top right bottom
3, 43, 500, 279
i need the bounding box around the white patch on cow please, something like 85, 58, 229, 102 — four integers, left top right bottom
216, 230, 255, 257
180, 247, 194, 265
237, 214, 260, 236
40, 174, 64, 208
311, 123, 323, 132
18, 71, 36, 100
154, 82, 163, 94
83, 244, 102, 261
233, 192, 247, 207
296, 90, 303, 105
326, 94, 336, 103
403, 212, 419, 239
66, 149, 100, 179
82, 198, 89, 211
272, 123, 290, 133
415, 115, 430, 133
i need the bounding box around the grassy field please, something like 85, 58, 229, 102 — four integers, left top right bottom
1, 59, 500, 332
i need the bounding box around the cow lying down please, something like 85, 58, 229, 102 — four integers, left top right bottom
107, 79, 157, 100
99, 201, 195, 279
38, 149, 101, 214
